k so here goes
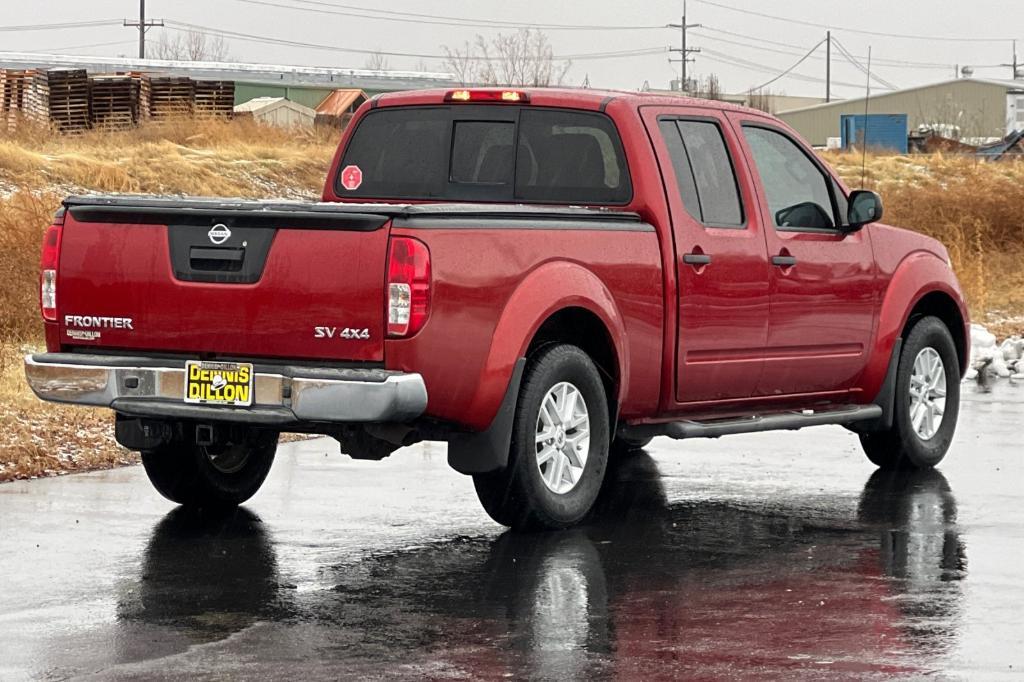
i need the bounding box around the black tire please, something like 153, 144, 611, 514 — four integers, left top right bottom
473, 344, 610, 531
141, 429, 278, 508
860, 316, 960, 470
610, 434, 653, 456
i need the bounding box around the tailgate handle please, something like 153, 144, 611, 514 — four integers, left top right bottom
189, 246, 245, 272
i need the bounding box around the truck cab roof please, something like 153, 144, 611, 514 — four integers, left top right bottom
373, 87, 768, 118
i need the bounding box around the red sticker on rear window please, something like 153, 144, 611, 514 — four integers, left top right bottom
341, 164, 363, 191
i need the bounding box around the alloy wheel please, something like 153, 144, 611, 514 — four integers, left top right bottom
535, 382, 591, 494
909, 347, 947, 441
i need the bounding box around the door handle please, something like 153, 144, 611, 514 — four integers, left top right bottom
683, 253, 712, 266
771, 255, 797, 267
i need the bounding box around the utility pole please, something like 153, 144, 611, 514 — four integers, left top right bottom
124, 0, 163, 59
994, 39, 1021, 81
668, 0, 701, 91
825, 31, 831, 102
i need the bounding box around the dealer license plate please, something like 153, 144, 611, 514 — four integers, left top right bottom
184, 361, 254, 407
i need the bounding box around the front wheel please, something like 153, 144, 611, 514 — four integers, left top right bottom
860, 316, 960, 470
473, 344, 610, 531
142, 429, 278, 508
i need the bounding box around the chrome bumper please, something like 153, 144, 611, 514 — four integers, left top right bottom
24, 353, 428, 425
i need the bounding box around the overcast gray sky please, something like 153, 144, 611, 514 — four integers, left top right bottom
7, 1, 1022, 96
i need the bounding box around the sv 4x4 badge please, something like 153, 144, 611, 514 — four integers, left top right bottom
314, 326, 371, 340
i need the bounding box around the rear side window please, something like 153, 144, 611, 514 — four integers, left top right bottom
659, 119, 744, 227
515, 109, 630, 203
339, 107, 450, 198
337, 106, 631, 204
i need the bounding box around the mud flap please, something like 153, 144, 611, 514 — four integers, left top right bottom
849, 338, 903, 434
447, 358, 526, 475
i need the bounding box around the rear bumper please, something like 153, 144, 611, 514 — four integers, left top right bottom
24, 353, 428, 426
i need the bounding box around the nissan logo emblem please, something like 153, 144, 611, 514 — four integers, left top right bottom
208, 224, 231, 245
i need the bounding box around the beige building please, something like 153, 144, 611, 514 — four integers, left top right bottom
748, 93, 830, 114
642, 88, 826, 114
778, 78, 1024, 147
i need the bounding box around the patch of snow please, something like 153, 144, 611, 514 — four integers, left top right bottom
967, 324, 1023, 383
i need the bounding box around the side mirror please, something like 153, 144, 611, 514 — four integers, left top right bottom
847, 190, 884, 230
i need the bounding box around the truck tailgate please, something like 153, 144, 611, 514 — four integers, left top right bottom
57, 197, 393, 362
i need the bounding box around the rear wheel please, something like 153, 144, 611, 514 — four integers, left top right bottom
141, 429, 278, 508
473, 344, 610, 531
860, 316, 960, 470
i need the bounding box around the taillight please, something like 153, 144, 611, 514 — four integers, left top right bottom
40, 224, 63, 321
386, 237, 430, 338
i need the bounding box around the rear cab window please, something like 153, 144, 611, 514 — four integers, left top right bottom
337, 106, 632, 204
659, 118, 744, 227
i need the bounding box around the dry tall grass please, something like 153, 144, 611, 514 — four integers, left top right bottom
826, 152, 1024, 319
0, 116, 338, 199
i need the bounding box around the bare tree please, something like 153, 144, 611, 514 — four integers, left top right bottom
691, 74, 722, 101
442, 39, 483, 85
364, 51, 390, 71
442, 29, 570, 87
747, 87, 773, 113
152, 30, 231, 62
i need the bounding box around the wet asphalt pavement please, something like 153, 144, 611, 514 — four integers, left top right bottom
1, 382, 1022, 681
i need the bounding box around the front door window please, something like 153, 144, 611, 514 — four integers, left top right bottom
743, 126, 837, 231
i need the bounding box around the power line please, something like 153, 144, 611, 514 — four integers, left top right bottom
166, 21, 668, 62
40, 40, 137, 53
560, 47, 670, 60
695, 25, 958, 70
0, 19, 121, 32
831, 37, 899, 90
700, 47, 874, 90
748, 38, 827, 91
232, 0, 667, 31
692, 0, 1012, 42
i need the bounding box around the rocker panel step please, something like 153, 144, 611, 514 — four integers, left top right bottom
623, 404, 883, 441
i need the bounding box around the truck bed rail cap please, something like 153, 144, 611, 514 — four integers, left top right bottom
62, 194, 643, 222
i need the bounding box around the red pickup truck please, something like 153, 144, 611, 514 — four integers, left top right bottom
25, 88, 968, 529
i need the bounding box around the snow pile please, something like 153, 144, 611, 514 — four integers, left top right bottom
965, 323, 1024, 381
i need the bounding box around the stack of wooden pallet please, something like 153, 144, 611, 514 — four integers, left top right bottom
25, 69, 90, 132
88, 75, 140, 130
0, 69, 35, 130
193, 80, 235, 117
141, 75, 195, 118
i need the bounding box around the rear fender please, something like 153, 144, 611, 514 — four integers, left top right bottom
861, 251, 968, 400
477, 260, 628, 418
448, 261, 628, 474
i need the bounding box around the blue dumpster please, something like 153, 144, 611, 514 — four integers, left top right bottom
840, 114, 908, 153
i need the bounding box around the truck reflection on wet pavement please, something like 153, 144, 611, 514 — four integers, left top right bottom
0, 384, 1019, 679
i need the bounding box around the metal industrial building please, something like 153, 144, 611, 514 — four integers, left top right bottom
0, 51, 458, 105
778, 78, 1024, 147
